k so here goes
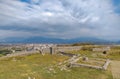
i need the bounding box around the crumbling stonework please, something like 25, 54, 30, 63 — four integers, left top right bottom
52, 46, 82, 54
102, 59, 110, 70
92, 47, 110, 52
69, 58, 110, 70
70, 63, 103, 70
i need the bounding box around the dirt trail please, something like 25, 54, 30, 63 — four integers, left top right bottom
111, 61, 120, 79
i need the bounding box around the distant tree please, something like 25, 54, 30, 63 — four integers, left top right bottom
72, 42, 94, 46
81, 47, 93, 51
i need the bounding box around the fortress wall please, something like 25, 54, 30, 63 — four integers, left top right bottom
52, 46, 82, 54
0, 46, 82, 59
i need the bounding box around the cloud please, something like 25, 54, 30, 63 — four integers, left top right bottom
0, 29, 33, 39
0, 0, 120, 40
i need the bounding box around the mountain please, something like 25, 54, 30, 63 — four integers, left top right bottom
115, 41, 120, 44
0, 37, 66, 44
22, 37, 67, 44
0, 36, 113, 44
0, 37, 27, 43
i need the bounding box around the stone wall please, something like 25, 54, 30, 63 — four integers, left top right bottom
92, 47, 110, 52
0, 51, 38, 60
102, 59, 110, 70
70, 63, 103, 70
0, 46, 82, 59
69, 58, 110, 70
36, 46, 82, 54
52, 46, 82, 54
58, 52, 77, 57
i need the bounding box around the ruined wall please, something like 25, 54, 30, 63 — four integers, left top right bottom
52, 46, 82, 54
92, 47, 110, 52
69, 58, 110, 70
0, 46, 82, 59
38, 46, 82, 54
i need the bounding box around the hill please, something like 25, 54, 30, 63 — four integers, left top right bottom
0, 36, 113, 44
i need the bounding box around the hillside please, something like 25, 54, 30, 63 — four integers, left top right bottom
0, 53, 112, 79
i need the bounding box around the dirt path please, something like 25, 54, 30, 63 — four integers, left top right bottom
111, 61, 120, 79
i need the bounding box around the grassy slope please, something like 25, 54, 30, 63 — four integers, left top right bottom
0, 53, 112, 79
68, 46, 120, 61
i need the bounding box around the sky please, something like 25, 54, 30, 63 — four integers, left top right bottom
0, 0, 120, 40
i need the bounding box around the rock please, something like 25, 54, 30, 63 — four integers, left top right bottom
60, 65, 67, 71
49, 68, 54, 71
28, 77, 31, 79
33, 78, 35, 79
48, 67, 56, 73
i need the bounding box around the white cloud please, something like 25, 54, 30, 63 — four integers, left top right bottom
42, 12, 53, 16
0, 30, 32, 38
90, 16, 100, 23
0, 0, 120, 40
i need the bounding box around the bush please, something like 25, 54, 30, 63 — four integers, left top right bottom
0, 49, 12, 55
72, 43, 94, 46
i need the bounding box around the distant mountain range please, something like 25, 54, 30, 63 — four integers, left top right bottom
0, 36, 116, 44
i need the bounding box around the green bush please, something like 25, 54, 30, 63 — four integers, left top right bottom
0, 49, 12, 55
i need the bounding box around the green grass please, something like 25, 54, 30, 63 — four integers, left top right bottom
107, 49, 120, 60
68, 47, 120, 60
0, 53, 113, 79
77, 58, 106, 67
